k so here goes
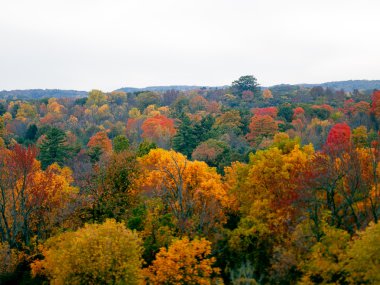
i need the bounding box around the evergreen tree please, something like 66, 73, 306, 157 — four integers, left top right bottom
25, 124, 38, 142
172, 114, 198, 157
39, 127, 71, 169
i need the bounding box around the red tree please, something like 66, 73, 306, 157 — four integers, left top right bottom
325, 123, 351, 153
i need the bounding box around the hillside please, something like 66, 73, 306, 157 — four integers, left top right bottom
0, 89, 88, 100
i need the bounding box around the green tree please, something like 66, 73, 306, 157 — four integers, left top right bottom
0, 103, 6, 116
39, 127, 71, 169
137, 140, 157, 157
232, 75, 260, 97
24, 124, 38, 142
113, 135, 130, 153
172, 114, 198, 157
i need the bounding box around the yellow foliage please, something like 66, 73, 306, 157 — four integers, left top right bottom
344, 222, 380, 284
138, 149, 229, 236
143, 237, 221, 285
0, 242, 22, 276
32, 219, 143, 285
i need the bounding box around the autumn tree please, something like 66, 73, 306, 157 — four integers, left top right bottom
144, 237, 221, 285
32, 219, 143, 285
90, 151, 141, 222
370, 90, 380, 121
87, 131, 112, 162
192, 139, 231, 172
324, 122, 351, 154
138, 149, 228, 236
344, 222, 380, 284
262, 89, 273, 100
141, 114, 176, 148
246, 115, 278, 145
0, 145, 77, 246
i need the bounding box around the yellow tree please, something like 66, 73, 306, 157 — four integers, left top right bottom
226, 144, 314, 280
144, 237, 221, 285
138, 149, 228, 236
32, 219, 143, 285
344, 222, 380, 284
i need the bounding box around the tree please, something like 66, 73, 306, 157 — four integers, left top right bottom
24, 124, 38, 143
172, 114, 200, 157
232, 75, 260, 97
299, 221, 350, 284
32, 219, 143, 285
90, 151, 141, 222
113, 135, 130, 153
39, 127, 71, 169
0, 103, 6, 116
324, 123, 351, 153
344, 222, 380, 284
138, 149, 228, 236
0, 145, 77, 246
246, 115, 278, 145
87, 131, 113, 162
262, 89, 273, 100
144, 237, 221, 285
141, 115, 176, 148
192, 139, 231, 172
371, 90, 380, 120
137, 140, 157, 157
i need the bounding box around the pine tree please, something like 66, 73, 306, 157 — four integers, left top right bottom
172, 114, 198, 157
39, 127, 71, 169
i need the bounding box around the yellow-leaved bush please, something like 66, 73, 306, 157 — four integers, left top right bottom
143, 237, 221, 285
31, 219, 143, 285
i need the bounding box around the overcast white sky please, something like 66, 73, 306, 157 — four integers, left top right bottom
0, 0, 379, 91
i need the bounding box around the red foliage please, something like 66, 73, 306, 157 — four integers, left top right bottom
252, 107, 278, 118
325, 123, 351, 153
246, 115, 278, 142
312, 104, 334, 112
141, 115, 176, 147
293, 107, 305, 119
371, 90, 380, 118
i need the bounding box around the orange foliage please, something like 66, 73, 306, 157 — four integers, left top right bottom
141, 115, 176, 148
138, 149, 228, 236
87, 131, 112, 154
144, 237, 220, 285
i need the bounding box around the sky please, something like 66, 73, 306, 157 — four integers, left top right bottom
0, 0, 379, 91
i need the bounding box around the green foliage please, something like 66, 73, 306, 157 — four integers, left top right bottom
137, 140, 157, 157
39, 127, 71, 169
232, 75, 260, 97
113, 135, 130, 153
24, 124, 38, 142
0, 103, 6, 116
278, 104, 294, 122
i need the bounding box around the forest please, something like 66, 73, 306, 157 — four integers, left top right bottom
0, 75, 379, 284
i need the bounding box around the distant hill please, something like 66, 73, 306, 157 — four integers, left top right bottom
296, 80, 380, 92
0, 89, 88, 100
115, 85, 226, 93
1, 80, 379, 100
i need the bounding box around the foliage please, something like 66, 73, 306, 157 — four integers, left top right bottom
144, 237, 221, 285
39, 127, 71, 169
32, 219, 143, 285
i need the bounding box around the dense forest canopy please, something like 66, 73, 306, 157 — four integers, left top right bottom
0, 75, 380, 284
